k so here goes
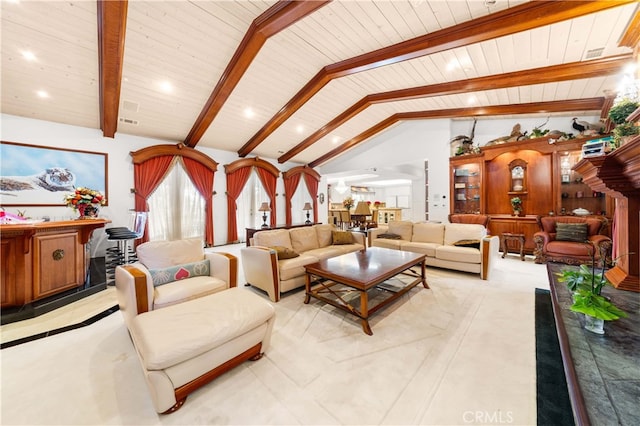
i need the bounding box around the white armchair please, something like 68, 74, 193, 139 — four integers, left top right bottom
115, 238, 237, 329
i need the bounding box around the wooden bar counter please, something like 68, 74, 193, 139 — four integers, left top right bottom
1, 219, 109, 309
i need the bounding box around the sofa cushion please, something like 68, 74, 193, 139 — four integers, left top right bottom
377, 233, 401, 239
412, 222, 445, 244
332, 230, 354, 245
306, 246, 345, 259
278, 254, 319, 281
452, 239, 481, 249
290, 227, 320, 253
556, 223, 588, 242
314, 224, 336, 247
253, 229, 293, 250
270, 246, 299, 260
372, 238, 403, 250
388, 221, 413, 241
443, 223, 485, 246
401, 241, 439, 257
149, 259, 210, 286
153, 275, 228, 310
137, 238, 204, 269
436, 245, 481, 264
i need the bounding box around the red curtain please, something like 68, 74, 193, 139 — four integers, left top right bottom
225, 167, 252, 244
256, 167, 278, 227
133, 155, 174, 244
283, 173, 301, 225
183, 157, 215, 246
304, 173, 320, 223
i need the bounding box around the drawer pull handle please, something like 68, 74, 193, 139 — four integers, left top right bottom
52, 249, 65, 261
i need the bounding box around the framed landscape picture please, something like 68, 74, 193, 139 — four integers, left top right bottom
0, 141, 108, 206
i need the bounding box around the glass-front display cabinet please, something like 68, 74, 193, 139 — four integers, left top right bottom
450, 158, 482, 214
560, 151, 607, 216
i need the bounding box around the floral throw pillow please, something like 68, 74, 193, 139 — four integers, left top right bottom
149, 259, 210, 287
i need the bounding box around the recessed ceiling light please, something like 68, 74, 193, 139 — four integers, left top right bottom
296, 125, 304, 134
467, 96, 477, 105
159, 81, 173, 93
36, 90, 49, 98
332, 136, 340, 144
21, 50, 36, 61
244, 107, 255, 118
446, 59, 459, 72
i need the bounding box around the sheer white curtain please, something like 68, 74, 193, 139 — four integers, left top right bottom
291, 179, 312, 224
236, 170, 268, 242
147, 159, 205, 242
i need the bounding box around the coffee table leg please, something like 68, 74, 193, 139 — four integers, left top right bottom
304, 273, 311, 304
360, 291, 373, 335
421, 259, 429, 289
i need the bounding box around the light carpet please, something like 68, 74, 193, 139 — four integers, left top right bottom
1, 259, 547, 425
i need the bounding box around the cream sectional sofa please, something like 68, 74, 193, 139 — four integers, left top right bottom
241, 224, 365, 302
369, 220, 499, 279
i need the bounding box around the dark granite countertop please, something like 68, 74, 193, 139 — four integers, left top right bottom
547, 263, 640, 426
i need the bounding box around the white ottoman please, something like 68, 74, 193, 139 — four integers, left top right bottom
128, 287, 275, 413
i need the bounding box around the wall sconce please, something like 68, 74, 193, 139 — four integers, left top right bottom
258, 202, 270, 229
303, 202, 313, 225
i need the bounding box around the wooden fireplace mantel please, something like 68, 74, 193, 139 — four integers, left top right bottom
573, 137, 640, 292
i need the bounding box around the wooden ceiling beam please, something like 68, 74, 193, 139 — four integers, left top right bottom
239, 0, 634, 157
279, 54, 632, 163
97, 0, 128, 139
183, 0, 330, 147
308, 98, 605, 168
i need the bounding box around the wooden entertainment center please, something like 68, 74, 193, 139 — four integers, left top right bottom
450, 135, 614, 257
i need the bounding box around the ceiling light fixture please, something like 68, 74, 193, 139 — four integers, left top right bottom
159, 81, 173, 93
296, 125, 304, 134
36, 90, 49, 98
21, 50, 36, 61
332, 136, 340, 144
244, 107, 255, 118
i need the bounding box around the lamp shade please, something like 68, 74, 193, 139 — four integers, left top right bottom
353, 201, 371, 215
258, 202, 270, 212
302, 202, 313, 211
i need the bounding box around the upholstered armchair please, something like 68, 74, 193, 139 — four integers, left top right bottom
533, 216, 611, 265
115, 238, 237, 330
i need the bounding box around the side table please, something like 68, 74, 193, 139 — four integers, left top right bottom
501, 232, 525, 261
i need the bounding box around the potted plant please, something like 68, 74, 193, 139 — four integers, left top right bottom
510, 197, 522, 216
557, 251, 628, 334
608, 98, 639, 125
612, 121, 639, 148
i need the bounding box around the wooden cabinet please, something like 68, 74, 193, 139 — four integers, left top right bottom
0, 219, 108, 308
376, 208, 402, 224
449, 136, 613, 218
488, 215, 540, 255
450, 156, 482, 214
559, 150, 608, 216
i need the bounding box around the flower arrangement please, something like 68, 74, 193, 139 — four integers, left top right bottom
343, 197, 354, 210
64, 187, 106, 215
510, 197, 522, 211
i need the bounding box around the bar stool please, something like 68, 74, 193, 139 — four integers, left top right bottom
106, 212, 147, 280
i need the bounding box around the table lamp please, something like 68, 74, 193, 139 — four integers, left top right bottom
353, 201, 371, 230
303, 202, 313, 225
258, 202, 270, 228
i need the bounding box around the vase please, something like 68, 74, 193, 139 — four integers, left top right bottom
584, 314, 605, 335
78, 204, 99, 219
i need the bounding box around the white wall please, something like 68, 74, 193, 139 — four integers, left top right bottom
0, 114, 310, 252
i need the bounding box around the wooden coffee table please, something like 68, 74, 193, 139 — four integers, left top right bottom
304, 247, 428, 335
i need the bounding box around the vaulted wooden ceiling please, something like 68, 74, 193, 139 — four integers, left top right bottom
2, 1, 639, 167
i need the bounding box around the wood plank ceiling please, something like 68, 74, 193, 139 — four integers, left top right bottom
2, 1, 639, 168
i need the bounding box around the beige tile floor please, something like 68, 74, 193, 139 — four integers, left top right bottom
1, 244, 550, 425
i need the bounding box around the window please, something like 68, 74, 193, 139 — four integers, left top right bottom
147, 160, 205, 241
236, 171, 268, 241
